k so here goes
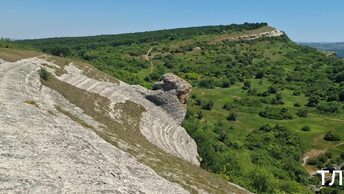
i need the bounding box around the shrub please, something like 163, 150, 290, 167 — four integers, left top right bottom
296, 109, 308, 117
247, 88, 257, 96
294, 103, 301, 107
324, 131, 341, 141
223, 104, 233, 110
42, 46, 72, 57
270, 93, 284, 105
196, 111, 204, 119
242, 80, 251, 90
226, 112, 238, 121
301, 126, 311, 131
194, 99, 203, 106
259, 107, 293, 120
221, 80, 231, 88
202, 100, 214, 110
293, 91, 301, 96
198, 78, 216, 89
306, 95, 320, 107
259, 124, 272, 132
255, 71, 264, 79
267, 86, 278, 94
317, 102, 342, 114
163, 63, 174, 69
39, 67, 49, 80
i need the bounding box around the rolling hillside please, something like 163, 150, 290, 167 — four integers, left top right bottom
9, 23, 344, 193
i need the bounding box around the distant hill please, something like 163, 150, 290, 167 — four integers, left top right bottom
300, 42, 344, 57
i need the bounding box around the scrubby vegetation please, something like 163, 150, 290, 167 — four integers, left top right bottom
39, 67, 49, 80
12, 22, 344, 193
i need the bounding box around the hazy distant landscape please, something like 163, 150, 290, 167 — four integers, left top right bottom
301, 42, 344, 58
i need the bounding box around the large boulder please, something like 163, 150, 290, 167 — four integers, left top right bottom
146, 73, 192, 124
153, 73, 192, 105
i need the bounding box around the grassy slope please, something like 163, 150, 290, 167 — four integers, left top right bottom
11, 23, 344, 193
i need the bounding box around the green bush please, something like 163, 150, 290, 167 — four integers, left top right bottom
301, 126, 311, 131
293, 103, 301, 107
296, 109, 308, 117
196, 111, 204, 119
259, 107, 293, 120
306, 95, 320, 107
39, 67, 49, 80
324, 131, 341, 141
317, 102, 342, 114
267, 86, 278, 94
242, 80, 251, 90
202, 100, 214, 110
226, 112, 238, 121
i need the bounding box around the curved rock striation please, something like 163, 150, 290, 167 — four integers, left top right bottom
0, 58, 188, 193
51, 62, 199, 165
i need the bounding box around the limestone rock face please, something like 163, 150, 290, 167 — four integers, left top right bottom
58, 65, 199, 165
0, 58, 188, 193
147, 73, 192, 124
154, 73, 192, 104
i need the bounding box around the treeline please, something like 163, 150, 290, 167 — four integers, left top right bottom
17, 23, 267, 52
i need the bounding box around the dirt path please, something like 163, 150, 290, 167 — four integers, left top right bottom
145, 48, 154, 73
309, 113, 344, 122
302, 141, 344, 175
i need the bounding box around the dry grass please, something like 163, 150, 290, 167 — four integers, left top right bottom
43, 55, 120, 84
0, 48, 41, 62
55, 106, 95, 130
24, 99, 38, 107
0, 48, 119, 85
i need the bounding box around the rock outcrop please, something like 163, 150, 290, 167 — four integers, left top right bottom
154, 73, 192, 104
0, 58, 188, 193
146, 73, 192, 124
57, 64, 199, 165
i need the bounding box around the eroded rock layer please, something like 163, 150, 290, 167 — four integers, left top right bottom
57, 63, 199, 165
0, 58, 189, 193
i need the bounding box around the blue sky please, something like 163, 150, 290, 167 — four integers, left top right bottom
0, 0, 343, 42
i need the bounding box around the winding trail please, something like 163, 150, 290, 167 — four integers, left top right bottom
302, 141, 344, 175
145, 48, 154, 73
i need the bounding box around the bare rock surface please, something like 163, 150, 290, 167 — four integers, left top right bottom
146, 73, 192, 124
154, 73, 192, 105
235, 29, 284, 40
58, 64, 199, 165
0, 58, 189, 193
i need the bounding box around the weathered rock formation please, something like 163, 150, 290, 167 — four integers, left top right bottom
0, 58, 188, 193
145, 73, 192, 124
154, 73, 193, 105
58, 65, 199, 165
